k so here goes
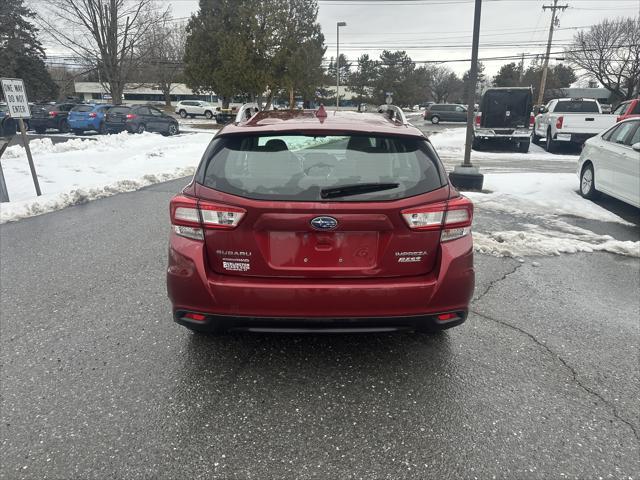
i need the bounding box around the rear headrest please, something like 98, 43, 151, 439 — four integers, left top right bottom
264, 139, 288, 151
346, 136, 372, 152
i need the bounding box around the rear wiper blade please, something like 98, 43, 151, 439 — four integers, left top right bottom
320, 182, 399, 199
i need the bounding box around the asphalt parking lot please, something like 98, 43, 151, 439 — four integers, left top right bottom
1, 177, 638, 479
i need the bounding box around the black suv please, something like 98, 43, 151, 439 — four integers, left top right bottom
104, 105, 179, 135
29, 103, 77, 134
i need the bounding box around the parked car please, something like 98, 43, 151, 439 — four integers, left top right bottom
29, 102, 77, 134
166, 105, 475, 334
424, 104, 467, 124
0, 104, 17, 137
215, 107, 236, 125
68, 104, 113, 135
104, 105, 179, 135
174, 100, 217, 119
473, 87, 534, 153
532, 98, 617, 152
577, 117, 640, 208
612, 99, 640, 122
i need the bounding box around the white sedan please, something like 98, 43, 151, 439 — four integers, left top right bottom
577, 118, 640, 208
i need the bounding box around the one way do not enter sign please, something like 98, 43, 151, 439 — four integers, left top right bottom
1, 78, 31, 118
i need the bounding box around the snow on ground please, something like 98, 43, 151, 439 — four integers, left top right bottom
467, 173, 631, 225
0, 132, 213, 223
429, 127, 578, 168
467, 173, 639, 257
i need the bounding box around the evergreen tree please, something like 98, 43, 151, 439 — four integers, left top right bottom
374, 50, 416, 106
350, 54, 378, 103
271, 0, 325, 108
0, 0, 58, 101
493, 63, 521, 87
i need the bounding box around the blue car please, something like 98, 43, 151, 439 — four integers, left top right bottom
68, 104, 113, 135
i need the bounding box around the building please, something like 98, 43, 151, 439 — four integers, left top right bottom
73, 82, 217, 105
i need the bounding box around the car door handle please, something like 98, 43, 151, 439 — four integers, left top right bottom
585, 118, 594, 121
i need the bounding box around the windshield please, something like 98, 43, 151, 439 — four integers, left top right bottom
555, 101, 600, 113
198, 134, 445, 202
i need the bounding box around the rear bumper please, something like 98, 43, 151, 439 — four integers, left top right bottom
167, 233, 475, 329
30, 119, 58, 129
474, 128, 530, 140
175, 310, 467, 333
554, 132, 596, 144
68, 119, 101, 129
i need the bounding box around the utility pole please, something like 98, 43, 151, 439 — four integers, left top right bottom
449, 0, 484, 191
336, 21, 347, 109
537, 0, 568, 106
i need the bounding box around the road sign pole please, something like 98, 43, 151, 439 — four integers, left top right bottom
18, 118, 41, 196
0, 139, 10, 202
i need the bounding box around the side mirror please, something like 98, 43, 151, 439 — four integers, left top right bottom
538, 107, 546, 114
633, 142, 640, 152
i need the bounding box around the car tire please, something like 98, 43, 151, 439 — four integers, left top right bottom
205, 110, 213, 119
472, 137, 483, 151
431, 115, 440, 124
58, 120, 70, 133
517, 140, 530, 153
137, 123, 146, 134
532, 131, 541, 145
72, 129, 84, 136
179, 110, 187, 118
167, 123, 179, 136
545, 129, 557, 153
35, 128, 46, 134
580, 163, 598, 199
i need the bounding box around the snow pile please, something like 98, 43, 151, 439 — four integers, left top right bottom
474, 224, 640, 258
466, 173, 631, 225
0, 132, 213, 223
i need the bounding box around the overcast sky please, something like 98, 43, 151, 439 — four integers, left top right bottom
167, 0, 640, 77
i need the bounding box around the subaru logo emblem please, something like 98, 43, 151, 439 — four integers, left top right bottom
310, 216, 338, 230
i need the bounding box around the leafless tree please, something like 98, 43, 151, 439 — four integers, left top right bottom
567, 17, 640, 101
427, 66, 464, 103
138, 21, 187, 107
36, 0, 169, 104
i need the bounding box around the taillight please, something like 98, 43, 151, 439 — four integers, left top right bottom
170, 195, 246, 240
616, 115, 623, 122
126, 113, 137, 119
475, 112, 481, 127
89, 112, 97, 118
529, 114, 535, 127
48, 111, 58, 117
401, 196, 473, 242
556, 116, 563, 129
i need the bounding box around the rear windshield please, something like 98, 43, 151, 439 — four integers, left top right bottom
555, 101, 600, 113
109, 107, 130, 114
198, 134, 446, 202
72, 105, 94, 112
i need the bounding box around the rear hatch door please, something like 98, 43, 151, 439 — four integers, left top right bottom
195, 132, 449, 279
480, 88, 532, 129
105, 106, 130, 125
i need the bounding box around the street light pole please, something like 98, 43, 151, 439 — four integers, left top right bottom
336, 21, 347, 109
449, 0, 484, 191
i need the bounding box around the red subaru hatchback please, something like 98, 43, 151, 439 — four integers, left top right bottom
167, 107, 474, 333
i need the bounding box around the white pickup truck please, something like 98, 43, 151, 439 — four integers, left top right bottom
532, 98, 617, 152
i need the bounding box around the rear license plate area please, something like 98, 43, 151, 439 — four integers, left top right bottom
268, 231, 378, 269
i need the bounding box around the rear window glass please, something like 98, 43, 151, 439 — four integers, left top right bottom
198, 134, 445, 202
109, 107, 130, 114
72, 105, 94, 112
554, 101, 600, 113
633, 102, 640, 115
